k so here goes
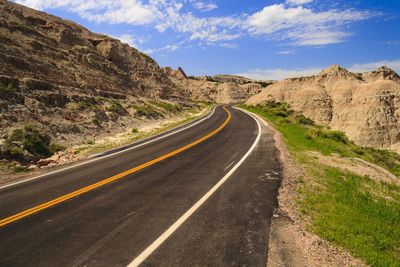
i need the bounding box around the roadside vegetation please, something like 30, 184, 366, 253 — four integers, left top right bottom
0, 125, 64, 164
241, 101, 400, 266
0, 81, 16, 96
74, 102, 212, 156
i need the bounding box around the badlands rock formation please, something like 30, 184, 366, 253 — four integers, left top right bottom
247, 65, 400, 151
164, 67, 270, 103
0, 0, 189, 146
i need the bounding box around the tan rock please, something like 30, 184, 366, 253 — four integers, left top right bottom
247, 65, 400, 151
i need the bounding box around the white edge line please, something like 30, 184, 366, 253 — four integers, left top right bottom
0, 107, 216, 190
127, 108, 262, 267
223, 161, 235, 171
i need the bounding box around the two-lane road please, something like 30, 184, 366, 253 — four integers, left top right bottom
0, 106, 282, 266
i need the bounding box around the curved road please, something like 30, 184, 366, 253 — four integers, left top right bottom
0, 106, 282, 266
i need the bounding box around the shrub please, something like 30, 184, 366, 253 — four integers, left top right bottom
49, 143, 65, 154
149, 101, 181, 113
296, 114, 315, 126
306, 128, 349, 144
107, 100, 125, 114
0, 81, 16, 96
3, 125, 58, 161
77, 101, 98, 111
131, 128, 139, 134
131, 104, 163, 119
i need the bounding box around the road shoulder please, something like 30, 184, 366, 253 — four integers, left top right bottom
242, 109, 365, 267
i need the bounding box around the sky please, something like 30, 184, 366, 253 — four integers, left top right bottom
12, 0, 400, 80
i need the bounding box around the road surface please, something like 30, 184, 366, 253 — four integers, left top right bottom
0, 106, 282, 266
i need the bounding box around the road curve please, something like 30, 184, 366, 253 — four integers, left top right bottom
0, 106, 282, 266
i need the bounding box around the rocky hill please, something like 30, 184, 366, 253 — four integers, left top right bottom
247, 64, 400, 151
0, 0, 190, 149
164, 67, 269, 103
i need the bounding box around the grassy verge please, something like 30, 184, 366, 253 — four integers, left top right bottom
241, 102, 400, 266
74, 102, 213, 156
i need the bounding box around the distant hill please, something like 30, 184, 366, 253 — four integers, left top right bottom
247, 64, 400, 151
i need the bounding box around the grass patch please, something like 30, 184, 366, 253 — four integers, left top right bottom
0, 81, 16, 96
241, 101, 400, 266
106, 100, 125, 114
149, 100, 181, 113
301, 166, 400, 266
2, 125, 64, 162
77, 101, 98, 111
75, 103, 213, 157
242, 101, 400, 176
131, 103, 163, 119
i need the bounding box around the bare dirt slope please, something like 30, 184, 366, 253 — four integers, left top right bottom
247, 65, 400, 151
0, 0, 191, 147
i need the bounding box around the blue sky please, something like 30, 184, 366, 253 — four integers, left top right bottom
13, 0, 400, 79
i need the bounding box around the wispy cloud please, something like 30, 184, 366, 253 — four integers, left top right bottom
192, 1, 217, 12
238, 67, 321, 80
239, 59, 400, 80
286, 0, 313, 5
246, 4, 371, 46
112, 34, 139, 48
14, 0, 373, 49
277, 50, 296, 55
349, 59, 400, 73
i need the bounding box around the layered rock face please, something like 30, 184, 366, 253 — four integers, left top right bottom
164, 68, 267, 104
247, 65, 400, 151
0, 0, 188, 145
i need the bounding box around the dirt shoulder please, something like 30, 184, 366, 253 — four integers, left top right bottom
253, 114, 366, 267
0, 105, 212, 186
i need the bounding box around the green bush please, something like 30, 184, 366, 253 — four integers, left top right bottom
107, 100, 125, 114
77, 101, 98, 111
149, 101, 181, 113
3, 125, 63, 161
49, 143, 66, 154
131, 103, 163, 119
131, 128, 139, 134
307, 128, 349, 144
296, 114, 315, 126
0, 81, 16, 96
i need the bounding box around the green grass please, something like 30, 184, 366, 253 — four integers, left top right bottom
242, 102, 400, 176
3, 125, 64, 162
106, 100, 125, 114
0, 81, 16, 96
131, 103, 163, 119
77, 101, 99, 111
75, 103, 212, 156
241, 102, 400, 266
301, 166, 400, 266
149, 100, 181, 113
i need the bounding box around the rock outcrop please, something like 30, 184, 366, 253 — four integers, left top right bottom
0, 0, 190, 146
247, 65, 400, 151
164, 68, 269, 104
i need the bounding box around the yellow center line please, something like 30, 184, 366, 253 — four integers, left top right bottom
0, 107, 232, 228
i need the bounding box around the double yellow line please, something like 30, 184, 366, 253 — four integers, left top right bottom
0, 107, 232, 228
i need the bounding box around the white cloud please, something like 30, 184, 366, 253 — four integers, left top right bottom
239, 59, 400, 81
144, 44, 181, 54
15, 0, 158, 25
219, 43, 238, 49
112, 34, 138, 48
349, 59, 400, 73
192, 1, 217, 12
286, 0, 313, 5
238, 67, 321, 80
13, 0, 373, 48
277, 50, 295, 55
247, 4, 371, 46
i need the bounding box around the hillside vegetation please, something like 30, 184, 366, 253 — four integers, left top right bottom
242, 101, 400, 266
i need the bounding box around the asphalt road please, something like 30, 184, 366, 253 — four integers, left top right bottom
0, 106, 282, 267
